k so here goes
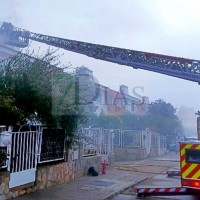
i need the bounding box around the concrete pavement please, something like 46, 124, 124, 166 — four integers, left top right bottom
16, 152, 179, 200
15, 167, 148, 200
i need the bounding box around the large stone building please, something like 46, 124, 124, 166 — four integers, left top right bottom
76, 65, 149, 116
0, 28, 20, 61
0, 45, 19, 61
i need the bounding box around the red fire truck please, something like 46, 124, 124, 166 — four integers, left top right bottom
136, 116, 200, 197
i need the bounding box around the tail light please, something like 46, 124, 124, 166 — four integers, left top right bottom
182, 179, 200, 189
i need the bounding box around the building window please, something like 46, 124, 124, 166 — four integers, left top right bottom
131, 101, 135, 111
108, 96, 113, 105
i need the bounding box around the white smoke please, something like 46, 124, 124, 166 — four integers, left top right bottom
177, 106, 197, 137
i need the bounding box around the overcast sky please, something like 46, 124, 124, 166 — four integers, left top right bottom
1, 0, 200, 117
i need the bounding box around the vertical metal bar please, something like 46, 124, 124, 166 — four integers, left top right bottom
30, 132, 34, 168
107, 130, 109, 154
122, 130, 124, 147
107, 130, 108, 154
105, 130, 107, 154
102, 129, 104, 154
104, 129, 105, 154
105, 130, 106, 154
25, 132, 29, 170
10, 133, 15, 172
99, 129, 101, 155
97, 129, 99, 154
99, 129, 102, 155
15, 132, 20, 172
111, 130, 113, 152
110, 131, 112, 153
30, 131, 33, 168
38, 129, 43, 163
21, 132, 25, 171
121, 130, 123, 147
28, 132, 31, 169
14, 132, 17, 172
18, 132, 23, 171
19, 132, 23, 171
35, 131, 40, 166
33, 132, 36, 168
110, 129, 112, 150
119, 130, 121, 147
36, 131, 38, 164
31, 132, 35, 168
105, 130, 107, 155
139, 131, 141, 147
7, 143, 11, 171
31, 132, 34, 168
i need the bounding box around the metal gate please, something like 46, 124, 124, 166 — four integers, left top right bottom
9, 131, 39, 188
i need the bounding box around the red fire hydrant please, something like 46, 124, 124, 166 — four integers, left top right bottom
101, 160, 106, 174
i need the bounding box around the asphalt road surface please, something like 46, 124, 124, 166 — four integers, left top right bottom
112, 153, 200, 200
112, 194, 200, 200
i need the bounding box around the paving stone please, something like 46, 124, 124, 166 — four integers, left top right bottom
14, 153, 179, 200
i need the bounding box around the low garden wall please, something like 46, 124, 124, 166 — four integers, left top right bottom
74, 155, 102, 177
0, 155, 103, 200
114, 146, 164, 162
114, 147, 147, 161
0, 172, 10, 200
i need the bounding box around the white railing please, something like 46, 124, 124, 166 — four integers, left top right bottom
82, 128, 114, 156
82, 128, 163, 156
10, 131, 38, 173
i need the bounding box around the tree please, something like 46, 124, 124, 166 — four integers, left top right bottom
0, 50, 58, 125
120, 111, 143, 130
0, 49, 87, 148
0, 62, 24, 125
149, 99, 177, 119
84, 99, 183, 139
88, 111, 143, 130
88, 113, 123, 129
145, 99, 183, 136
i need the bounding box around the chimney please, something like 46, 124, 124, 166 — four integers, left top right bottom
120, 85, 128, 95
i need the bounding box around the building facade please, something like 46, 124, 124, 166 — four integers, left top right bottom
76, 66, 149, 116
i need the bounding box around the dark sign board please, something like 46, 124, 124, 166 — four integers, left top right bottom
39, 128, 65, 163
0, 146, 7, 168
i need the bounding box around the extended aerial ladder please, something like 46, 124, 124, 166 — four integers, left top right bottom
2, 22, 200, 198
1, 22, 200, 84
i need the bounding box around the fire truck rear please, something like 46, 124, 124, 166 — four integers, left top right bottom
136, 115, 200, 197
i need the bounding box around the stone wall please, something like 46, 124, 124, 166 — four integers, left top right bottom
150, 147, 158, 157
36, 162, 75, 190
0, 172, 9, 200
114, 147, 146, 161
114, 146, 161, 162
74, 155, 102, 177
0, 155, 103, 199
108, 153, 115, 167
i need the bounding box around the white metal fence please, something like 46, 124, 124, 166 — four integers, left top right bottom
10, 131, 38, 173
0, 126, 167, 188
0, 126, 66, 188
82, 128, 114, 156
81, 128, 167, 156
